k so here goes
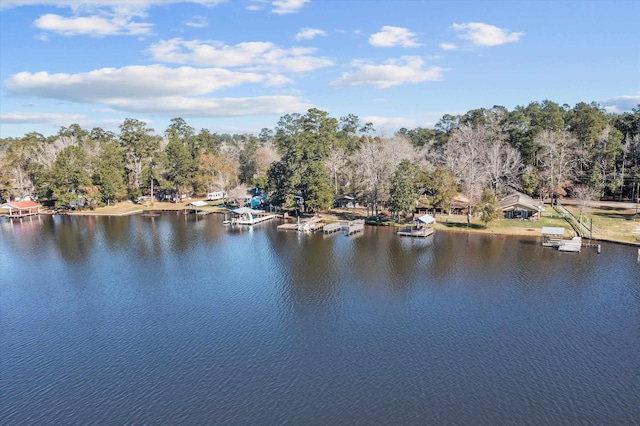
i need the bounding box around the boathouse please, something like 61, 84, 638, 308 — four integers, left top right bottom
397, 214, 435, 237
186, 200, 210, 215
499, 192, 543, 220
541, 226, 565, 247
225, 207, 275, 225
0, 200, 42, 218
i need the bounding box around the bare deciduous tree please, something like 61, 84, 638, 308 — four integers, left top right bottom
353, 134, 415, 219
484, 137, 523, 196
572, 184, 596, 224
535, 130, 579, 200
442, 123, 488, 205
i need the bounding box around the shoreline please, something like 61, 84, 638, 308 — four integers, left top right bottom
34, 201, 640, 248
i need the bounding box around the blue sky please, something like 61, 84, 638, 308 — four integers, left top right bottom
1, 0, 639, 138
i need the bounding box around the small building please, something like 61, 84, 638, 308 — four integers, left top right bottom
334, 195, 356, 209
0, 200, 42, 218
499, 192, 544, 220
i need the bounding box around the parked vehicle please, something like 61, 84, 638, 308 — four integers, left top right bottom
207, 191, 227, 201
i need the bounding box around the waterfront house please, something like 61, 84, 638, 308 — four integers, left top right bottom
499, 192, 543, 220
0, 200, 42, 218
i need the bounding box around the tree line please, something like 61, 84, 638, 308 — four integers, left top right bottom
1, 101, 639, 219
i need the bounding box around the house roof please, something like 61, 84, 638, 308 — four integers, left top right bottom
1, 201, 42, 209
499, 192, 543, 212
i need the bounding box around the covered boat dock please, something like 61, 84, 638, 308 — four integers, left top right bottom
397, 214, 435, 238
1, 201, 42, 219
224, 207, 276, 225
541, 226, 566, 247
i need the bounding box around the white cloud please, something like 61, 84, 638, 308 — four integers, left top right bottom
246, 0, 308, 14
0, 111, 85, 124
451, 22, 524, 47
602, 94, 640, 113
330, 56, 447, 89
272, 0, 309, 14
0, 1, 227, 11
3, 65, 312, 118
185, 15, 208, 28
107, 95, 312, 116
3, 1, 226, 37
34, 13, 153, 36
5, 65, 267, 102
147, 38, 334, 73
439, 43, 458, 51
362, 116, 420, 131
362, 113, 446, 133
369, 26, 422, 48
295, 28, 326, 41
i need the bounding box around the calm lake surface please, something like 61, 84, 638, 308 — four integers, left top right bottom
1, 213, 639, 425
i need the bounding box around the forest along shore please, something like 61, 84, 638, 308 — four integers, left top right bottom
57, 199, 640, 247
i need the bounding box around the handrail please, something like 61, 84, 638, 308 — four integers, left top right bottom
553, 203, 591, 238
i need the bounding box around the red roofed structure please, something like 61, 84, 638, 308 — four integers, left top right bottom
1, 200, 42, 218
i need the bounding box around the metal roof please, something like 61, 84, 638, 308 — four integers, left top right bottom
541, 226, 565, 235
415, 214, 436, 224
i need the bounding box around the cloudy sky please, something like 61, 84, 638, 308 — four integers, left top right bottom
1, 0, 639, 138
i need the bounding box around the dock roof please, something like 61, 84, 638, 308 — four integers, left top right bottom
415, 214, 436, 224
541, 226, 565, 235
1, 201, 42, 209
231, 207, 264, 214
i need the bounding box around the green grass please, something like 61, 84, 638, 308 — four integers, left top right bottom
564, 205, 640, 244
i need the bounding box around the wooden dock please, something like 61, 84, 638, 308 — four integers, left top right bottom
323, 222, 343, 234
278, 216, 325, 232
557, 236, 582, 252
224, 207, 276, 225
397, 227, 434, 238
321, 220, 365, 236
345, 219, 364, 236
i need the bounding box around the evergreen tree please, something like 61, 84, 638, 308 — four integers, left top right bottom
479, 188, 500, 228
390, 160, 418, 220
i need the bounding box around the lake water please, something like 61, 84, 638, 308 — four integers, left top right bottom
1, 213, 639, 425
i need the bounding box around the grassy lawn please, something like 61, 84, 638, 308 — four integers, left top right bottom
434, 207, 571, 237
564, 205, 640, 244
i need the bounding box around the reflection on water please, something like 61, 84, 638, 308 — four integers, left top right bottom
1, 214, 639, 425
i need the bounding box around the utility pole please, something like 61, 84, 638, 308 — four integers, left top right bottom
633, 182, 640, 222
